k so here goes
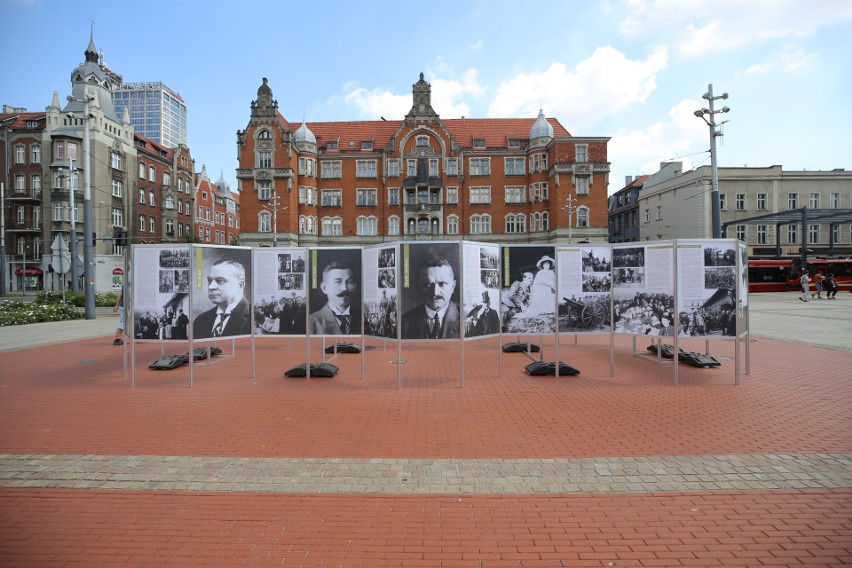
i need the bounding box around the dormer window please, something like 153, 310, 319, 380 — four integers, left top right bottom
508, 138, 522, 149
416, 135, 429, 147
326, 140, 338, 151
473, 138, 485, 148
361, 140, 373, 151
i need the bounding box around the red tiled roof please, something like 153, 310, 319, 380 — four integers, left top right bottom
0, 112, 47, 129
296, 117, 570, 152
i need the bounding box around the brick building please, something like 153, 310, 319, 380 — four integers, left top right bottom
236, 74, 611, 246
193, 166, 240, 246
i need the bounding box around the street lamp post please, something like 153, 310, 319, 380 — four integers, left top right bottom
68, 88, 96, 319
264, 190, 288, 248
694, 84, 730, 239
562, 195, 577, 243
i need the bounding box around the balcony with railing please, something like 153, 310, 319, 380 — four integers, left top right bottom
8, 189, 42, 201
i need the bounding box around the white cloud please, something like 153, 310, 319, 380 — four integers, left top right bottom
608, 99, 707, 193
744, 44, 819, 75
338, 69, 484, 120
470, 39, 484, 50
617, 0, 852, 56
486, 45, 668, 128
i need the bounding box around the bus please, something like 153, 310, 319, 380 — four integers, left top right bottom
747, 258, 852, 293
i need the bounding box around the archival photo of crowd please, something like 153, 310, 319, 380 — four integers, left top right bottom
252, 247, 307, 336
462, 243, 501, 339
613, 290, 677, 336
363, 245, 398, 339
131, 245, 191, 341
676, 241, 739, 337
557, 247, 611, 334
500, 245, 557, 335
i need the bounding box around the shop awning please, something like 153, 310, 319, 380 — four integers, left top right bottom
15, 267, 44, 276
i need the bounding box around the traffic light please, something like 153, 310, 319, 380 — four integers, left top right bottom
91, 232, 97, 246
113, 230, 126, 247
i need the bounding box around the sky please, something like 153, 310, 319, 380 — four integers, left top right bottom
3, 0, 851, 197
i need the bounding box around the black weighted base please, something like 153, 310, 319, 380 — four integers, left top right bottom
502, 342, 541, 353
524, 361, 580, 376
324, 343, 361, 354
678, 351, 722, 368
284, 362, 340, 377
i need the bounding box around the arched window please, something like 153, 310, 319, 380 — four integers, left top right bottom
258, 130, 272, 140
356, 216, 378, 236
577, 206, 589, 227
258, 211, 271, 232
322, 216, 342, 236
388, 216, 400, 236
470, 214, 491, 235
446, 215, 459, 235
541, 211, 549, 231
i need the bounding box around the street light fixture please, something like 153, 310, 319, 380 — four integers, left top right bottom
694, 83, 730, 239
561, 195, 577, 243
67, 89, 96, 319
263, 189, 288, 247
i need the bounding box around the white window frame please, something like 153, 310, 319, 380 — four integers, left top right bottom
736, 225, 746, 241
577, 206, 589, 227
112, 207, 123, 227
446, 186, 458, 205
258, 151, 272, 169
321, 189, 343, 207
504, 185, 525, 204
149, 190, 155, 206
504, 157, 525, 176
258, 211, 271, 233
719, 193, 727, 211
470, 214, 491, 235
809, 193, 820, 209
787, 225, 798, 244
356, 216, 378, 236
575, 144, 588, 163
148, 166, 156, 182
356, 160, 377, 178
356, 188, 377, 207
388, 187, 399, 206
446, 215, 459, 235
830, 193, 840, 208
469, 157, 491, 176
258, 181, 271, 201
388, 215, 400, 235
788, 193, 798, 210
756, 193, 767, 210
139, 162, 146, 178
321, 216, 343, 236
387, 159, 400, 177
31, 144, 40, 164
111, 151, 122, 169
809, 224, 819, 243
321, 161, 342, 179
14, 144, 25, 163
446, 158, 458, 176
757, 225, 768, 245
111, 180, 123, 198
736, 193, 746, 211
575, 177, 589, 195
469, 186, 491, 205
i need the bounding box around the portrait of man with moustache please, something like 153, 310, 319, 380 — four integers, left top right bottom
401, 245, 461, 340
308, 251, 362, 336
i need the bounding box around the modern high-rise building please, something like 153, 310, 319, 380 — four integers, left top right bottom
112, 81, 188, 148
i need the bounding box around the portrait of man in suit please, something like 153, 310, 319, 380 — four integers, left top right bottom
193, 258, 252, 339
308, 258, 361, 336
401, 254, 460, 340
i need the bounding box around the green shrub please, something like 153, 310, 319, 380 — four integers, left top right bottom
0, 301, 84, 327
37, 291, 118, 307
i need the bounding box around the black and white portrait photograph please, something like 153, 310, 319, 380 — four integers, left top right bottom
308, 248, 362, 336
500, 245, 556, 335
191, 246, 253, 340
400, 242, 461, 340
252, 247, 308, 336
132, 245, 191, 341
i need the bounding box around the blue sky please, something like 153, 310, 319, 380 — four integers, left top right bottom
3, 0, 851, 196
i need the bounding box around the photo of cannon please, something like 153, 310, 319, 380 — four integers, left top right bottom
558, 295, 609, 332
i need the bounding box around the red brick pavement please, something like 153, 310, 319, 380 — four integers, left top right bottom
1, 333, 851, 566
2, 488, 850, 567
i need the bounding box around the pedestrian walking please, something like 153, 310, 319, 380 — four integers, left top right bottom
798, 269, 810, 302
812, 271, 825, 299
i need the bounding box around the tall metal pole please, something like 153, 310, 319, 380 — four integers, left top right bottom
1, 182, 6, 294
68, 157, 80, 292
82, 88, 95, 319
707, 84, 722, 239
272, 189, 278, 248
695, 84, 730, 239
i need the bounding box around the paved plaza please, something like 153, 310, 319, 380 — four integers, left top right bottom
0, 292, 850, 566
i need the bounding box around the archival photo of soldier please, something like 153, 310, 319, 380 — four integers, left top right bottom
462, 243, 500, 339
704, 246, 736, 266
191, 246, 253, 340
363, 245, 398, 339
400, 242, 461, 340
132, 245, 191, 341
705, 266, 736, 289
308, 248, 362, 337
581, 248, 611, 273
613, 266, 645, 286
500, 245, 556, 335
252, 247, 307, 336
